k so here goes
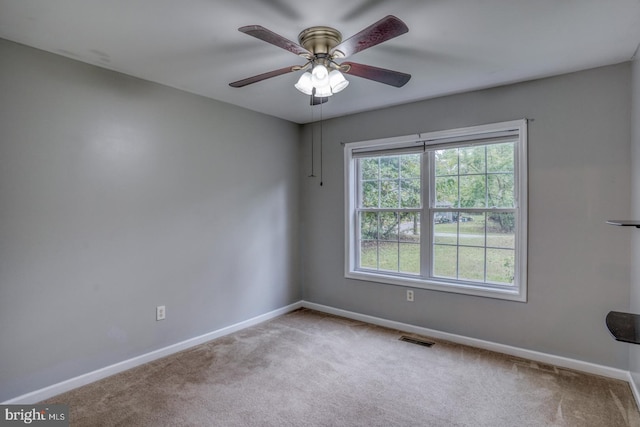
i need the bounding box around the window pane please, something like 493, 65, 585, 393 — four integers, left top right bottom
361, 181, 379, 208
360, 157, 379, 180
487, 212, 515, 240
487, 248, 515, 285
433, 244, 457, 279
399, 243, 420, 274
487, 143, 514, 173
435, 176, 458, 208
360, 212, 378, 240
400, 213, 420, 270
400, 154, 421, 179
459, 213, 485, 247
459, 146, 485, 175
459, 175, 486, 208
487, 174, 514, 208
379, 241, 398, 271
434, 215, 457, 244
435, 148, 458, 176
380, 180, 399, 208
487, 213, 515, 249
400, 179, 421, 208
380, 156, 399, 179
459, 247, 485, 282
360, 241, 378, 269
399, 212, 420, 242
379, 212, 398, 241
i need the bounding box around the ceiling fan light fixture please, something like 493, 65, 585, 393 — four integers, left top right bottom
329, 69, 349, 93
295, 72, 314, 95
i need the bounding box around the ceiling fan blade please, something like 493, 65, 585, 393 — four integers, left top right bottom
239, 25, 310, 57
341, 62, 411, 87
331, 15, 408, 58
229, 66, 298, 88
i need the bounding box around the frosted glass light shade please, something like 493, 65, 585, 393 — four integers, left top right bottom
329, 70, 349, 93
295, 72, 314, 95
311, 64, 329, 88
314, 85, 333, 97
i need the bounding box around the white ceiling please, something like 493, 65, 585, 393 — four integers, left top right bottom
1, 0, 640, 124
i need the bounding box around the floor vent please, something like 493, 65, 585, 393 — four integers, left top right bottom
399, 336, 435, 347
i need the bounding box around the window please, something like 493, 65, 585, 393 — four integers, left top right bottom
344, 120, 527, 301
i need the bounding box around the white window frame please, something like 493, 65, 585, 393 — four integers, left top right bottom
344, 120, 528, 302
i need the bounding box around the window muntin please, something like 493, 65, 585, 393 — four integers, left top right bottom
345, 120, 527, 302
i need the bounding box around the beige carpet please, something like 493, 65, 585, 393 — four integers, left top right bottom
42, 308, 640, 426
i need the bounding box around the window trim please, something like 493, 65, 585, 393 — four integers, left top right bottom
344, 120, 528, 302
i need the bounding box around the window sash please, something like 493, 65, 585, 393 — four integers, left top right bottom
428, 208, 518, 286
356, 210, 422, 275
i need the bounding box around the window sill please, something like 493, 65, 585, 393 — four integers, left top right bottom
345, 270, 527, 302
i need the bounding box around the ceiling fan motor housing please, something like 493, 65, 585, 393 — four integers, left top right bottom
298, 27, 342, 56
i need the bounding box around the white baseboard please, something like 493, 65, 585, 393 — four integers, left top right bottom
3, 301, 303, 404
629, 372, 640, 407
302, 301, 630, 382
4, 300, 633, 405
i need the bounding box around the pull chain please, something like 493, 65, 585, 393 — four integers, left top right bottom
308, 95, 316, 177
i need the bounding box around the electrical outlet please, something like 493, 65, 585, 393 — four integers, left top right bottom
156, 305, 166, 321
406, 290, 414, 302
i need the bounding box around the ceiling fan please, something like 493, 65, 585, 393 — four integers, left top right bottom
229, 15, 411, 105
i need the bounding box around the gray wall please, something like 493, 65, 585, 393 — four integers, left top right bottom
630, 58, 640, 390
0, 35, 634, 402
301, 63, 632, 369
0, 39, 301, 402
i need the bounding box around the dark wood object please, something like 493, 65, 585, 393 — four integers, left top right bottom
606, 220, 640, 228
606, 311, 640, 344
